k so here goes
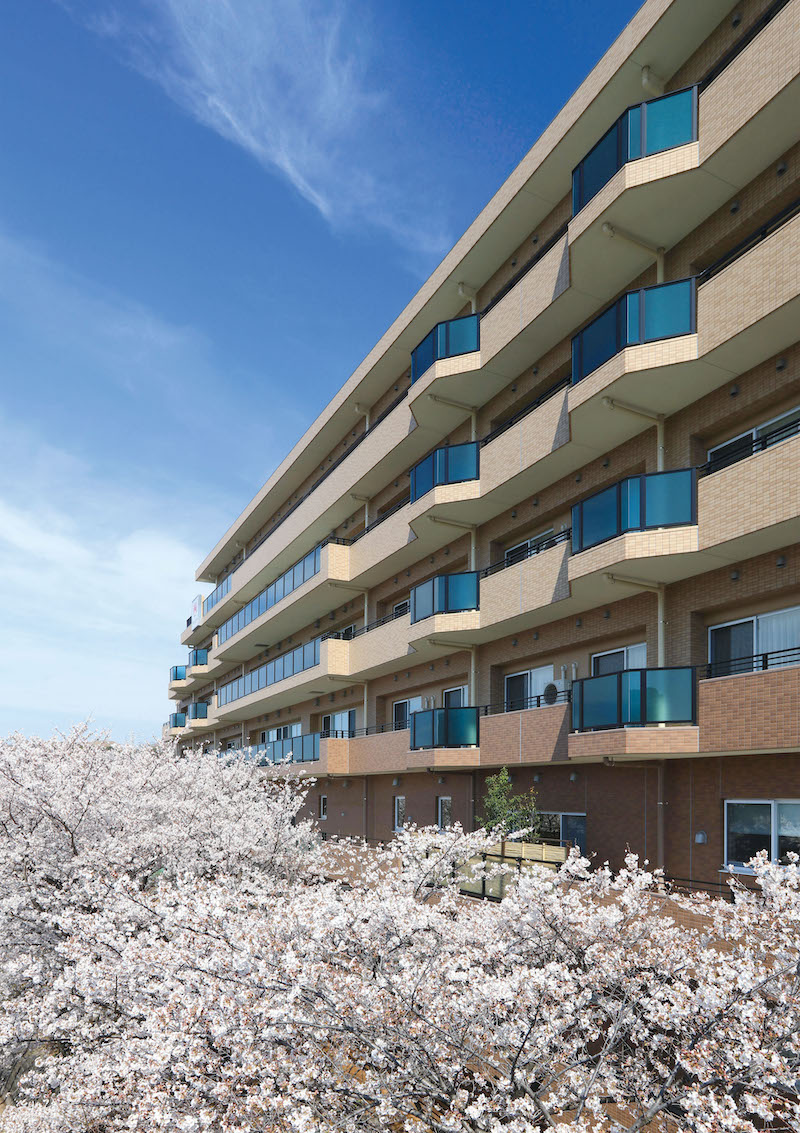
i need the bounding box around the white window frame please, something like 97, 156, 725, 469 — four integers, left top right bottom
591, 642, 647, 675
319, 795, 328, 821
437, 795, 452, 830
393, 598, 410, 617
723, 798, 800, 872
708, 403, 800, 463
266, 722, 302, 743
392, 697, 422, 730
393, 795, 406, 832
708, 605, 800, 675
538, 811, 587, 844
504, 665, 556, 710
443, 685, 468, 708
504, 528, 555, 564
322, 708, 356, 736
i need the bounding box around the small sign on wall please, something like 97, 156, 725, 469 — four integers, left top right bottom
191, 594, 203, 625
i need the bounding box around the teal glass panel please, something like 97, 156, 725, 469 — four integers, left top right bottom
411, 453, 434, 501
579, 303, 618, 379
411, 578, 434, 623
644, 88, 694, 155
580, 484, 618, 549
189, 649, 208, 666
187, 702, 208, 720
621, 670, 642, 725
435, 323, 448, 357
626, 105, 642, 159
446, 314, 479, 356
446, 572, 479, 612
303, 641, 316, 669
578, 123, 619, 209
626, 291, 640, 345
644, 668, 693, 723
170, 665, 186, 681
411, 710, 434, 749
572, 691, 581, 731
411, 328, 435, 382
643, 279, 693, 341
644, 469, 693, 528
446, 442, 478, 483
447, 707, 478, 747
169, 712, 186, 728
581, 674, 619, 729
620, 477, 641, 532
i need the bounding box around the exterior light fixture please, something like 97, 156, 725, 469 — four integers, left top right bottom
695, 830, 708, 844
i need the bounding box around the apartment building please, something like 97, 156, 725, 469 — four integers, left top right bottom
167, 0, 800, 891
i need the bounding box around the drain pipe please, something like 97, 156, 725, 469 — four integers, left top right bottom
457, 282, 478, 314
428, 393, 479, 442
428, 515, 477, 570
604, 574, 666, 668
601, 397, 666, 471
431, 638, 478, 706
601, 222, 665, 284
354, 403, 371, 431
329, 581, 369, 628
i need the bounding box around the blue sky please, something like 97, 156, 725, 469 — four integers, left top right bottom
0, 0, 640, 741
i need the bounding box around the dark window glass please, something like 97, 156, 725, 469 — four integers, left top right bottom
578, 303, 619, 381
562, 814, 587, 854
778, 803, 800, 863
393, 701, 409, 730
709, 621, 754, 676
593, 650, 626, 676
727, 802, 771, 865
578, 123, 620, 209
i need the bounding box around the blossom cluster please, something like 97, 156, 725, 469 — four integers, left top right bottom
0, 726, 798, 1131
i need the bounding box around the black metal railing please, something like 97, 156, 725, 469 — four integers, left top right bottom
349, 495, 410, 544
321, 604, 409, 643
698, 195, 800, 285
480, 376, 571, 448
479, 688, 571, 717
698, 0, 793, 94
480, 223, 570, 317
481, 529, 570, 579
698, 416, 800, 477
703, 646, 800, 680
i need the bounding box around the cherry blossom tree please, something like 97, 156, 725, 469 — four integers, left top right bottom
1, 727, 798, 1132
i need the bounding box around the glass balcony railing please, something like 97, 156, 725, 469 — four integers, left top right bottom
410, 707, 479, 750
572, 468, 696, 553
169, 665, 187, 682
218, 545, 323, 647
217, 637, 322, 708
571, 278, 695, 384
255, 732, 321, 765
572, 667, 696, 731
188, 648, 208, 668
409, 442, 479, 502
572, 86, 697, 215
410, 314, 480, 383
187, 702, 209, 721
410, 572, 479, 624
168, 712, 186, 729
203, 575, 231, 617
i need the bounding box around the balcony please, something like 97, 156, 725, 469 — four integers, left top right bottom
410, 572, 479, 624
203, 575, 232, 617
572, 87, 697, 216
571, 468, 696, 553
571, 279, 695, 386
571, 667, 696, 732
698, 655, 800, 754
168, 712, 186, 733
253, 731, 321, 767
409, 442, 479, 502
187, 702, 209, 721
410, 314, 479, 384
169, 665, 187, 683
409, 707, 480, 762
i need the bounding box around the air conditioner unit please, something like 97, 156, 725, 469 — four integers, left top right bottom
542, 678, 567, 706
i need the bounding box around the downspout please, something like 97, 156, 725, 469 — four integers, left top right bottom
656, 761, 666, 873
601, 223, 665, 284
457, 282, 478, 314
604, 574, 666, 667
351, 492, 370, 529
354, 403, 371, 431
601, 397, 666, 471
428, 515, 477, 570
429, 639, 478, 706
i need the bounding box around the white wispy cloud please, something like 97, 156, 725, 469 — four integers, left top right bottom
59, 0, 452, 260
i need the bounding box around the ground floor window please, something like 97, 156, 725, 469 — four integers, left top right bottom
437, 796, 452, 829
393, 795, 406, 831
538, 811, 586, 853
319, 795, 327, 821
725, 800, 800, 869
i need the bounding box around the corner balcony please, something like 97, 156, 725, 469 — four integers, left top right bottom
568, 667, 699, 760
167, 712, 187, 736
569, 0, 800, 298
406, 707, 480, 770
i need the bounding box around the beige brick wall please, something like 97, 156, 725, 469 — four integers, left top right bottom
698, 433, 800, 548
480, 233, 570, 364
480, 542, 570, 626
568, 726, 700, 759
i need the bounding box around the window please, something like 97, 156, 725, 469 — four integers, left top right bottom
709, 606, 800, 676
265, 723, 301, 743
504, 529, 555, 566
707, 404, 800, 473
592, 643, 647, 676
225, 739, 241, 751
322, 709, 356, 737
437, 796, 452, 829
392, 697, 422, 731
538, 812, 587, 853
443, 686, 468, 708
319, 795, 328, 821
725, 800, 800, 870
393, 599, 410, 617
393, 795, 406, 831
504, 665, 556, 711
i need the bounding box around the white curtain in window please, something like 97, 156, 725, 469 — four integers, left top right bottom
758, 607, 800, 660
627, 642, 648, 668
529, 665, 555, 697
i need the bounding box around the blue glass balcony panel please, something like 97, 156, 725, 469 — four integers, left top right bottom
572, 469, 695, 553
168, 712, 186, 729
410, 572, 479, 624
203, 575, 231, 616
410, 707, 479, 750
258, 732, 321, 765
188, 649, 208, 668
217, 637, 322, 707
410, 442, 479, 502
411, 314, 479, 383
170, 665, 187, 682
572, 668, 695, 731
217, 544, 323, 647
572, 87, 697, 214
571, 279, 696, 385
187, 702, 208, 720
